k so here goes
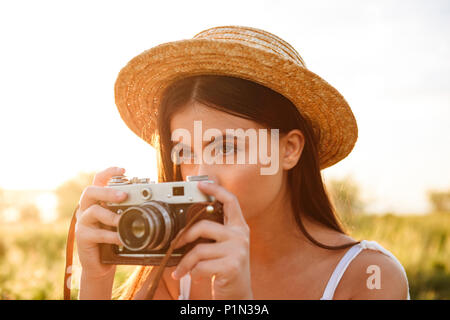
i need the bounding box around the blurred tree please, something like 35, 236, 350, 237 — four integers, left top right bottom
427, 189, 450, 213
326, 175, 365, 217
55, 171, 96, 220
19, 203, 41, 222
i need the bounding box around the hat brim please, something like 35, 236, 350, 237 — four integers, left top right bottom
114, 38, 357, 169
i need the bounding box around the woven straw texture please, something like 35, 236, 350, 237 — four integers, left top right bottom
114, 25, 358, 169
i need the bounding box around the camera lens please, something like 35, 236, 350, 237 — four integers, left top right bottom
131, 219, 145, 238
117, 201, 175, 251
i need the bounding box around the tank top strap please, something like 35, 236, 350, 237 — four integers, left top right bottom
320, 240, 411, 300
178, 272, 192, 300
320, 241, 364, 300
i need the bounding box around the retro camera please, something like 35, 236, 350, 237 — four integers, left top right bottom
99, 175, 223, 266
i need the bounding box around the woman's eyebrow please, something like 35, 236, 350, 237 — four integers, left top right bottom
171, 133, 239, 148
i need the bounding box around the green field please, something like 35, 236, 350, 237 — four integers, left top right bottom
0, 213, 449, 299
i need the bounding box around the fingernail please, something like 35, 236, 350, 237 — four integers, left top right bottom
171, 270, 179, 280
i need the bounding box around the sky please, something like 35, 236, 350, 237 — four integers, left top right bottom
0, 0, 449, 214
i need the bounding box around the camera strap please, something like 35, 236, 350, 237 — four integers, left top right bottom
64, 204, 79, 300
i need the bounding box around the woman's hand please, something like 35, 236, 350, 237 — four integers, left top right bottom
75, 167, 128, 280
171, 181, 253, 300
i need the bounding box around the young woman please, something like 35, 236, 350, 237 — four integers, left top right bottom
75, 26, 410, 300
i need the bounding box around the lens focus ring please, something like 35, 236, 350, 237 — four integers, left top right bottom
146, 201, 173, 250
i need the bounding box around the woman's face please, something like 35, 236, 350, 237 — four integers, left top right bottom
170, 101, 297, 221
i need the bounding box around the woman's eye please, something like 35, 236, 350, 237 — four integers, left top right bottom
179, 149, 196, 161
216, 142, 235, 155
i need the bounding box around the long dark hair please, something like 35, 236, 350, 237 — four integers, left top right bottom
118, 74, 359, 299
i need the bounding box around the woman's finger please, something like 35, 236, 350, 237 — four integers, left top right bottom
189, 257, 229, 282
92, 167, 126, 187
76, 224, 121, 245
197, 181, 248, 228
173, 219, 229, 249
79, 185, 128, 211
78, 204, 121, 227
172, 242, 225, 280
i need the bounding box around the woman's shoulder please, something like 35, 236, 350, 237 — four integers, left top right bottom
333, 240, 409, 300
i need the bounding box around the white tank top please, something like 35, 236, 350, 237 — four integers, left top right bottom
178, 240, 411, 300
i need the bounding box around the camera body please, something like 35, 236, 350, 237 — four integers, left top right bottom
99, 175, 223, 266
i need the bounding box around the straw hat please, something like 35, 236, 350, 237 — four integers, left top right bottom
114, 25, 357, 169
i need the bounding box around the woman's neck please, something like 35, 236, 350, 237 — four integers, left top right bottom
245, 188, 356, 273
245, 184, 315, 268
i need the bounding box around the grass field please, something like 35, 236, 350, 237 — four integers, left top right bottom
0, 213, 449, 299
